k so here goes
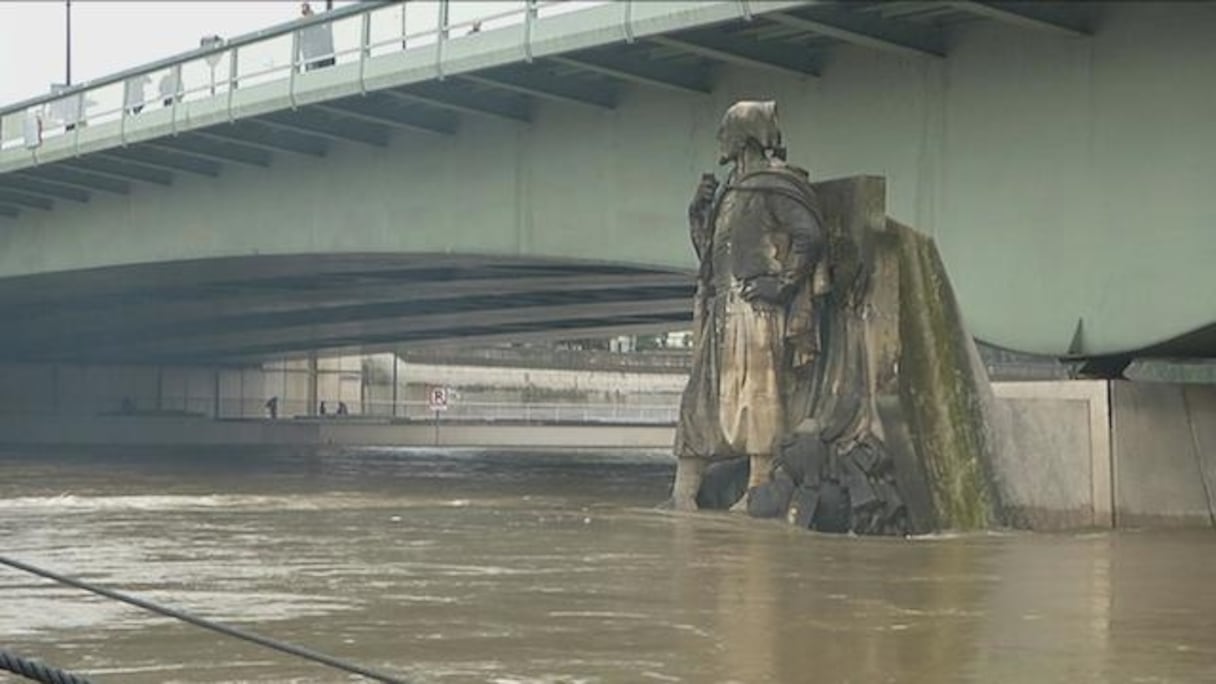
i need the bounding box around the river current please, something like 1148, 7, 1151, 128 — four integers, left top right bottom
1, 447, 1214, 683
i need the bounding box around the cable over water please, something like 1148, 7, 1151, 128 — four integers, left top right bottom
0, 648, 94, 684
0, 554, 410, 684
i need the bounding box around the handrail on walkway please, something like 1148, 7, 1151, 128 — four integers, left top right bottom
0, 0, 605, 152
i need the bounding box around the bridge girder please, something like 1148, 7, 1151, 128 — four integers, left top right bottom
547, 50, 713, 96
0, 190, 54, 211
460, 66, 618, 110
383, 82, 532, 124
949, 1, 1092, 37
58, 157, 174, 187
648, 31, 822, 80
765, 9, 947, 59
312, 97, 459, 136
0, 176, 90, 203
146, 136, 273, 169
16, 167, 130, 195
256, 110, 392, 148
197, 122, 330, 158
99, 148, 222, 178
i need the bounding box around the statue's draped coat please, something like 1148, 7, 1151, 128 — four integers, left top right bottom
675, 165, 825, 462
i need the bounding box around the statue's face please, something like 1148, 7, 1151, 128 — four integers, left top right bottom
716, 124, 743, 165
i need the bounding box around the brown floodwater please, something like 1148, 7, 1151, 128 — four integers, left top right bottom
0, 447, 1214, 683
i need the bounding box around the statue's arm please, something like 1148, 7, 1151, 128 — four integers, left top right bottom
689, 216, 710, 262
771, 191, 824, 294
687, 175, 718, 260
742, 190, 823, 305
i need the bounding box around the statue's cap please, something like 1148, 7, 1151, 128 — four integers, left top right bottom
717, 101, 783, 157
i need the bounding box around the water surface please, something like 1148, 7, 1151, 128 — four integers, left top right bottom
1, 447, 1213, 683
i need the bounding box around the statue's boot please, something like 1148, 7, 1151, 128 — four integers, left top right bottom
665, 457, 706, 511
728, 454, 774, 513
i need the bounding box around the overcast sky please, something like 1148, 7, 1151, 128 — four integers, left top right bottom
0, 0, 528, 107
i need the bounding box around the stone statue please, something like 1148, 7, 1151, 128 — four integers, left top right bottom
670, 101, 1011, 535
670, 101, 825, 511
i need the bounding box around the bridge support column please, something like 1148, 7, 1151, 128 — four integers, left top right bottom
392, 354, 399, 419
306, 352, 318, 416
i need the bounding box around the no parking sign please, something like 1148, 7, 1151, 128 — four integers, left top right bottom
428, 386, 449, 412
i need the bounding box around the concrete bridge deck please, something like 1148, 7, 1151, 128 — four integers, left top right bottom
1, 1, 1213, 362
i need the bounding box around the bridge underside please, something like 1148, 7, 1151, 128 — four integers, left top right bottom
3, 2, 1214, 360
7, 251, 1215, 367
0, 254, 693, 364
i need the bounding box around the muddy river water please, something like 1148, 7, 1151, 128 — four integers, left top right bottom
1, 447, 1213, 683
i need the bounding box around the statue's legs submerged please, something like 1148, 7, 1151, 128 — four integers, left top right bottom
669, 457, 705, 511
672, 287, 788, 512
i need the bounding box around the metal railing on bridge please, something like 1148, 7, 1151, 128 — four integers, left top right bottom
0, 0, 606, 153
249, 399, 678, 424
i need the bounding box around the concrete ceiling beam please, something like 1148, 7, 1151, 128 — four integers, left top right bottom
58, 157, 174, 186
765, 10, 947, 58
548, 51, 713, 96
948, 1, 1092, 37
649, 32, 821, 79
17, 167, 131, 195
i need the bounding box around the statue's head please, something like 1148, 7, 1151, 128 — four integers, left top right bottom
717, 100, 785, 165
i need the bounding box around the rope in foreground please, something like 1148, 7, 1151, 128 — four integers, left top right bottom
0, 648, 94, 684
0, 554, 409, 683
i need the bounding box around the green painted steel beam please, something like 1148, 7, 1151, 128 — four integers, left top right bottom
312, 99, 458, 136
384, 83, 531, 123
17, 167, 131, 195
0, 177, 90, 203
256, 111, 392, 148
196, 122, 329, 158
99, 148, 221, 178
147, 136, 273, 168
58, 157, 174, 186
461, 66, 618, 110
547, 51, 714, 96
765, 9, 947, 58
0, 190, 53, 211
67, 297, 692, 362
649, 31, 822, 79
950, 1, 1092, 36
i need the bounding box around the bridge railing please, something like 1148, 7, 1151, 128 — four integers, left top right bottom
0, 0, 606, 154
220, 398, 679, 424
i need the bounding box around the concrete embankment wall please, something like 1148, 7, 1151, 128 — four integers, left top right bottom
0, 359, 363, 419
1110, 382, 1216, 527
2, 368, 1215, 530
989, 381, 1216, 530
385, 362, 687, 396
0, 357, 684, 421
990, 381, 1112, 530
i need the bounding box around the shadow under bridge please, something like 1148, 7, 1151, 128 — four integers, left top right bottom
0, 253, 694, 364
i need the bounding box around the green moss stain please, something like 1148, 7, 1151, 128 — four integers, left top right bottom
894, 223, 997, 530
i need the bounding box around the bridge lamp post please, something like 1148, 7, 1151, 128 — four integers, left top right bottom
200, 35, 224, 95
64, 0, 72, 85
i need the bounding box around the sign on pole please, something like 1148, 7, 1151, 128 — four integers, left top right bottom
428, 386, 449, 412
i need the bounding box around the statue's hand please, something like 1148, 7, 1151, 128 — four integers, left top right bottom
688, 174, 719, 222
742, 276, 783, 306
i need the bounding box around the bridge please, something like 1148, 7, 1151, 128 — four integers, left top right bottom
0, 1, 1212, 363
